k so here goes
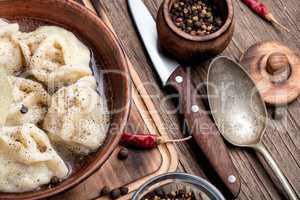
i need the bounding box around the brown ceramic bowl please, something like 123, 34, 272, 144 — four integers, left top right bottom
157, 0, 234, 62
0, 0, 130, 199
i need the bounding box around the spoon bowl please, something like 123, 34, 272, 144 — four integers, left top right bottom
207, 56, 266, 147
207, 56, 298, 200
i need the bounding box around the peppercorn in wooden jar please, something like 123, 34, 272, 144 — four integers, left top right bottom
157, 0, 235, 61
170, 0, 223, 36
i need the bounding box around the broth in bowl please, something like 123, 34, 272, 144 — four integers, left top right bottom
0, 18, 111, 193
0, 1, 130, 198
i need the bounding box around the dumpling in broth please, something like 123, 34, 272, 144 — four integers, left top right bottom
13, 26, 92, 90
6, 76, 49, 126
0, 124, 69, 193
0, 23, 23, 75
43, 76, 109, 154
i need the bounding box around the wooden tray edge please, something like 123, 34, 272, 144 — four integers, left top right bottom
79, 1, 179, 199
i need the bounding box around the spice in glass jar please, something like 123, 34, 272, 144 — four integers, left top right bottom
142, 189, 197, 200
170, 0, 223, 35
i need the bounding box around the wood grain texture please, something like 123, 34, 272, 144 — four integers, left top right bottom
89, 0, 300, 199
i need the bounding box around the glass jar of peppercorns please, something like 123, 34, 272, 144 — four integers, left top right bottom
157, 0, 234, 61
132, 172, 225, 200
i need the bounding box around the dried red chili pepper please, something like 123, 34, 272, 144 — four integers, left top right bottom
241, 0, 289, 32
121, 133, 192, 149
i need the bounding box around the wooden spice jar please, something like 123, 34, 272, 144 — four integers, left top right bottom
157, 0, 234, 62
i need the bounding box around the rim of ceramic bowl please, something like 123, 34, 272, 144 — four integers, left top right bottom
0, 0, 130, 199
163, 0, 234, 42
132, 172, 226, 200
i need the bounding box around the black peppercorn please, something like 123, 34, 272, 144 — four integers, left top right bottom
154, 188, 165, 197
119, 186, 129, 195
20, 104, 28, 114
100, 186, 111, 196
186, 26, 192, 32
110, 188, 121, 199
117, 147, 129, 160
142, 188, 197, 200
177, 189, 185, 196
194, 21, 202, 28
170, 0, 223, 35
50, 176, 60, 185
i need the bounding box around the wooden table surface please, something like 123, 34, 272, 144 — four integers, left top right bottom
84, 0, 299, 199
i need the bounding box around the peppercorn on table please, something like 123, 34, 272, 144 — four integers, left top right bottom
57, 0, 299, 199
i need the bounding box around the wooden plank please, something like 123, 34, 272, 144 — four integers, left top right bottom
90, 0, 300, 199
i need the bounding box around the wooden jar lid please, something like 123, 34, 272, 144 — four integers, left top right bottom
240, 41, 300, 105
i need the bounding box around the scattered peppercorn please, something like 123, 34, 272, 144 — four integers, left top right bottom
119, 186, 129, 195
50, 176, 60, 185
20, 104, 28, 114
100, 186, 111, 196
110, 188, 121, 199
170, 0, 223, 35
117, 147, 129, 160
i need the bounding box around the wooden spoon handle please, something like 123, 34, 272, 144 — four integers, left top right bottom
167, 66, 241, 197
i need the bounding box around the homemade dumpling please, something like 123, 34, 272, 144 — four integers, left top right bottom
13, 26, 92, 90
6, 76, 49, 126
0, 124, 69, 193
0, 23, 23, 74
43, 76, 109, 154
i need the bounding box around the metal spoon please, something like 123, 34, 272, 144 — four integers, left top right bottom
207, 56, 298, 200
